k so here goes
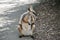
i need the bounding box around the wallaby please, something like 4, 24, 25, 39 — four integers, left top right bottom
18, 5, 36, 38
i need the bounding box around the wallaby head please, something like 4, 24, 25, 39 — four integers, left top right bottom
28, 5, 35, 12
28, 5, 37, 16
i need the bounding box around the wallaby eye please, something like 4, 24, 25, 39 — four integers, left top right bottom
28, 8, 30, 11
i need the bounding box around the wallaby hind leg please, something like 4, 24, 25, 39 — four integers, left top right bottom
18, 25, 24, 38
18, 26, 22, 34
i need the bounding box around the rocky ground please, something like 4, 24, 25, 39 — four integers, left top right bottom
33, 2, 60, 40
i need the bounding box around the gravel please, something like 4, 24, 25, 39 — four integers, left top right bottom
33, 2, 60, 40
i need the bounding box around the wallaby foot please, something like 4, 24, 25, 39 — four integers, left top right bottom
19, 35, 24, 38
30, 35, 34, 39
19, 36, 22, 38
